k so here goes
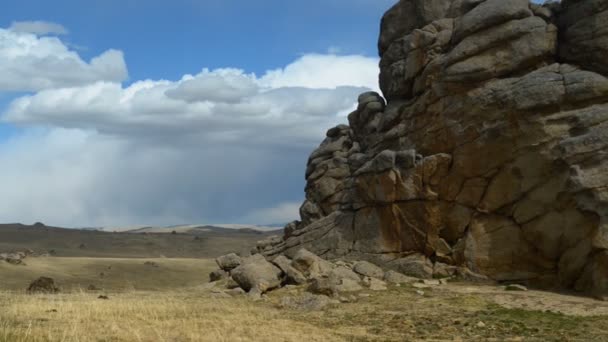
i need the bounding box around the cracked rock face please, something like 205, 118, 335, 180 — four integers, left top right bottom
261, 0, 608, 297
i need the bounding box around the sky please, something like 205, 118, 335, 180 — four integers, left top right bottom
0, 0, 395, 227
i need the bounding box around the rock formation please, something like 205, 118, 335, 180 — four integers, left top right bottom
259, 0, 608, 298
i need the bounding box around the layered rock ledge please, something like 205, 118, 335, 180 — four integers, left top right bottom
260, 0, 608, 298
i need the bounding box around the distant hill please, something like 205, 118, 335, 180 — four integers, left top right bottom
0, 223, 282, 258
102, 224, 280, 234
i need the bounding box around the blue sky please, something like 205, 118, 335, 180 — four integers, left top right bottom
0, 0, 392, 227
1, 0, 391, 81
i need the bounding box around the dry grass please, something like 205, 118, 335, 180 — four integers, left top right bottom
2, 285, 608, 342
2, 257, 608, 341
0, 290, 345, 342
0, 257, 216, 292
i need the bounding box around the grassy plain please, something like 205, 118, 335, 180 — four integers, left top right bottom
1, 257, 608, 341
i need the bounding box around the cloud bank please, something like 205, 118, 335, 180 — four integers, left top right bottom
0, 27, 380, 227
0, 28, 127, 92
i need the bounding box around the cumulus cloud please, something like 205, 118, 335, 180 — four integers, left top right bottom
260, 54, 381, 90
9, 20, 69, 35
0, 50, 380, 227
0, 28, 127, 92
5, 54, 378, 146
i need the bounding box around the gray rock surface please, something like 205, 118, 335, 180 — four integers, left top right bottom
215, 253, 242, 271
230, 255, 282, 294
258, 0, 608, 298
272, 255, 307, 285
352, 261, 385, 279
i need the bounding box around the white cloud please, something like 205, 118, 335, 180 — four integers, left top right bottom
0, 28, 127, 92
9, 21, 69, 35
5, 54, 378, 146
0, 52, 379, 227
166, 68, 259, 103
260, 53, 380, 90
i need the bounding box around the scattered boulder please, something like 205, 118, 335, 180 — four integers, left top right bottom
364, 277, 388, 291
279, 293, 338, 311
329, 266, 362, 282
209, 269, 228, 282
98, 295, 110, 300
27, 277, 59, 294
215, 253, 242, 271
433, 263, 458, 278
271, 255, 307, 285
388, 254, 434, 279
384, 270, 418, 284
291, 249, 334, 277
352, 261, 385, 279
230, 255, 282, 294
144, 261, 159, 268
307, 276, 339, 297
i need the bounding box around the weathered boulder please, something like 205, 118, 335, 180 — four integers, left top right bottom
230, 255, 282, 294
258, 0, 608, 298
27, 277, 59, 294
307, 274, 363, 297
290, 249, 334, 278
215, 253, 242, 271
209, 269, 228, 282
384, 270, 418, 284
352, 261, 385, 279
279, 293, 338, 311
272, 255, 307, 285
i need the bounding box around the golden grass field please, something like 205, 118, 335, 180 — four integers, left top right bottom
2, 257, 608, 341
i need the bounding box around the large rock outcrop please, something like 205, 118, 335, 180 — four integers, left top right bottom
260, 0, 608, 298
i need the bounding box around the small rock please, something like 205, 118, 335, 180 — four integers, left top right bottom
505, 284, 528, 291
476, 321, 486, 328
358, 293, 371, 298
98, 295, 109, 300
416, 290, 425, 296
279, 293, 336, 311
87, 284, 100, 291
308, 276, 338, 297
209, 269, 228, 282
336, 278, 363, 292
384, 270, 418, 284
366, 277, 388, 291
